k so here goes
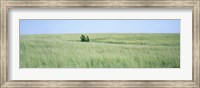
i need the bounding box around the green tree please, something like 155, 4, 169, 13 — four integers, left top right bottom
86, 36, 90, 42
80, 34, 90, 42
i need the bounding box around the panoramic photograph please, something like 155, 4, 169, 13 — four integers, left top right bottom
20, 19, 180, 68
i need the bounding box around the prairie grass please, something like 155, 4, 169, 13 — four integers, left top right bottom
20, 33, 180, 68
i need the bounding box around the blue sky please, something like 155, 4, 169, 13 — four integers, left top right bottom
20, 19, 180, 35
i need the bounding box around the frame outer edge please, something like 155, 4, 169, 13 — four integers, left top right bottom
1, 0, 200, 88
0, 0, 1, 87
0, 0, 7, 88
0, 0, 2, 87
3, 0, 198, 7
194, 1, 200, 87
198, 0, 200, 87
3, 0, 200, 1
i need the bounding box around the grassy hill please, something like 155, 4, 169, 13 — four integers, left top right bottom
20, 33, 180, 68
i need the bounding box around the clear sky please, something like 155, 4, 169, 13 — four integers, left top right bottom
20, 19, 180, 35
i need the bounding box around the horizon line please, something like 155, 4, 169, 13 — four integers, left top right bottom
20, 32, 180, 35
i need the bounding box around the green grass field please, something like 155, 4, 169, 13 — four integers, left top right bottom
20, 33, 180, 68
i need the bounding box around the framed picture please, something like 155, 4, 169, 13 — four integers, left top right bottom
0, 0, 199, 87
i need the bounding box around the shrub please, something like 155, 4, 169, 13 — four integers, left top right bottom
86, 36, 90, 42
80, 34, 86, 41
80, 34, 90, 42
